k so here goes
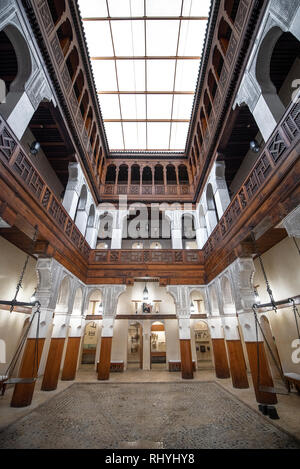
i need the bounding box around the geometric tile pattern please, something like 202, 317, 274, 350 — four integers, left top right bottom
0, 382, 299, 449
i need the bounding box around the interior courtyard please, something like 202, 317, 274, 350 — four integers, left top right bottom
0, 0, 300, 451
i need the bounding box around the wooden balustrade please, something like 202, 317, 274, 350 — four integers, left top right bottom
90, 249, 203, 265
100, 184, 192, 198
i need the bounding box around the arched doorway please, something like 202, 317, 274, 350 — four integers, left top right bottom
194, 321, 213, 369
80, 289, 102, 368
151, 321, 166, 369
81, 321, 98, 366
127, 322, 143, 370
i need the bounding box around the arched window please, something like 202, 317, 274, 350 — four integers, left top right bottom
218, 18, 232, 55
74, 70, 84, 102
221, 276, 235, 314
142, 166, 152, 185
99, 212, 113, 239
118, 164, 128, 185
204, 90, 212, 118
0, 25, 32, 118
197, 121, 203, 146
0, 31, 18, 94
212, 46, 224, 80
80, 90, 89, 119
105, 164, 116, 184
66, 46, 79, 81
90, 123, 96, 147
206, 183, 219, 232
194, 137, 200, 161
87, 204, 95, 228
224, 0, 240, 24
166, 164, 176, 185
77, 184, 87, 212
182, 213, 196, 240
270, 32, 300, 107
85, 107, 93, 133
178, 165, 189, 184
57, 19, 73, 57
130, 164, 140, 184
55, 276, 70, 312
72, 287, 83, 315
48, 0, 66, 25
154, 165, 164, 184
208, 69, 217, 101
200, 108, 207, 134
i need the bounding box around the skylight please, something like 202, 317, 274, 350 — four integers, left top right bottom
78, 0, 211, 152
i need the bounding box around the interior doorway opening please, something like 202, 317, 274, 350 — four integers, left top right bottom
81, 321, 98, 365
194, 321, 213, 370
151, 321, 166, 370
127, 322, 143, 370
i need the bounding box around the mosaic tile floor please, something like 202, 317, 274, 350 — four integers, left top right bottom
0, 381, 299, 449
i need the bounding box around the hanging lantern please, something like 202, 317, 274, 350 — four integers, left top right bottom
143, 283, 149, 301
190, 301, 195, 314
98, 301, 103, 314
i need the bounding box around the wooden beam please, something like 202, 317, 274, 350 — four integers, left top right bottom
83, 16, 208, 21
91, 56, 201, 60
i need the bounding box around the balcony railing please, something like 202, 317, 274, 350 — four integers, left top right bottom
0, 118, 90, 260
100, 184, 193, 198
203, 96, 300, 260
90, 249, 203, 265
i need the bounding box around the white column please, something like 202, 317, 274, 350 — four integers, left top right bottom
214, 185, 230, 218
195, 228, 208, 249
62, 163, 82, 220
253, 94, 285, 142
205, 210, 218, 234
165, 211, 183, 249
85, 226, 98, 248
111, 210, 129, 249
75, 209, 88, 236
142, 320, 151, 371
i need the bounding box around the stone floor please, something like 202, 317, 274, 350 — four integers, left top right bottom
0, 367, 300, 449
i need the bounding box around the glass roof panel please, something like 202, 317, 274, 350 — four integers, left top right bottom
120, 95, 146, 119
78, 0, 108, 18
98, 94, 121, 119
170, 122, 190, 150
78, 0, 211, 152
107, 0, 144, 17
147, 60, 176, 91
146, 0, 182, 16
148, 123, 171, 149
91, 60, 118, 91
182, 0, 212, 16
172, 94, 194, 119
147, 94, 172, 119
178, 20, 207, 56
146, 20, 180, 56
116, 60, 145, 91
122, 122, 147, 150
104, 122, 124, 149
174, 59, 200, 91
82, 21, 113, 57
111, 20, 145, 56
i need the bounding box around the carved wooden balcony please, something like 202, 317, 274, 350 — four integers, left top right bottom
90, 249, 203, 265
0, 117, 90, 260
100, 183, 194, 201
203, 95, 300, 271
